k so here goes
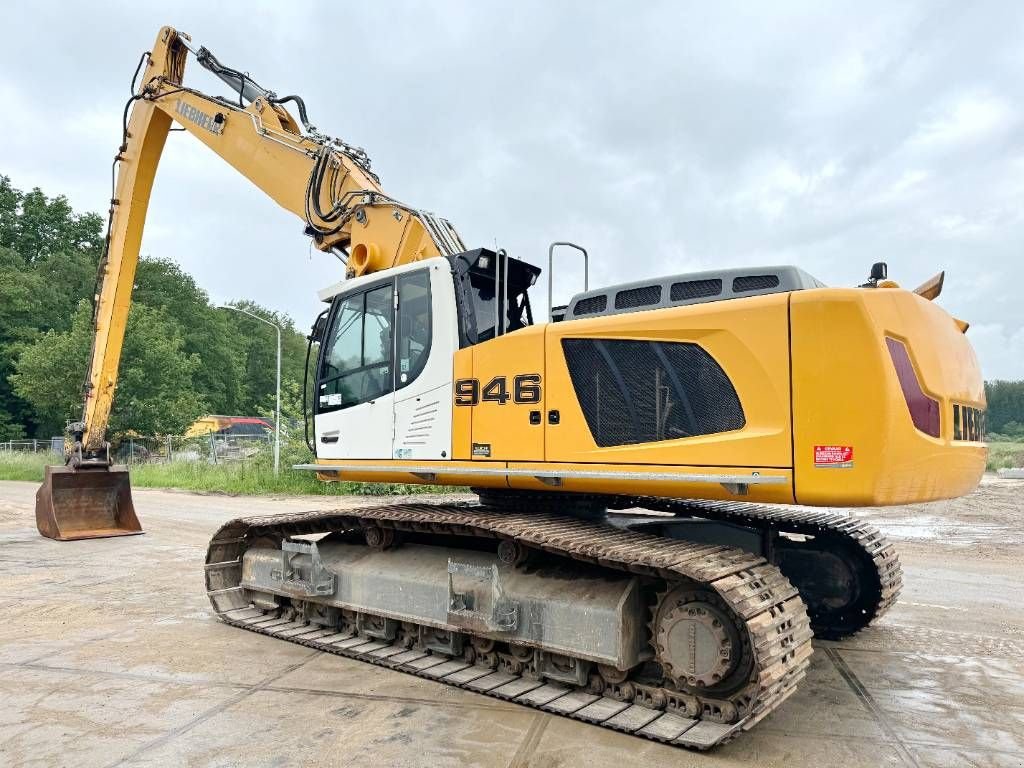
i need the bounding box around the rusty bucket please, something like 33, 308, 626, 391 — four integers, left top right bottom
35, 464, 143, 541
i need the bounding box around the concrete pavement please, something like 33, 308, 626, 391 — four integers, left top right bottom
1, 479, 1022, 767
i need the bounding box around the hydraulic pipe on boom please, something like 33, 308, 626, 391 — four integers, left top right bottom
36, 26, 463, 540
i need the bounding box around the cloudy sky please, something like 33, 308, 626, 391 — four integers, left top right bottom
2, 2, 1022, 378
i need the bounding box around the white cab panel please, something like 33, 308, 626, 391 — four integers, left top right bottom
313, 258, 457, 462
393, 261, 458, 460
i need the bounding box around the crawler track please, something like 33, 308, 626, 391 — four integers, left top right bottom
205, 503, 813, 750
628, 499, 903, 639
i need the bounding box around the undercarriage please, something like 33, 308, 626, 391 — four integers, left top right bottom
205, 497, 900, 750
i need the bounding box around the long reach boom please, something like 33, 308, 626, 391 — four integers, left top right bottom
80, 26, 462, 459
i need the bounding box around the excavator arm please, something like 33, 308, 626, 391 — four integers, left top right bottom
36, 25, 464, 539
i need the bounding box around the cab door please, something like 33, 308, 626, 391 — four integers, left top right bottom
314, 279, 395, 459
392, 261, 463, 459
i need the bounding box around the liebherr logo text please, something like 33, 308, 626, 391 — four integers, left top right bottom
175, 100, 224, 135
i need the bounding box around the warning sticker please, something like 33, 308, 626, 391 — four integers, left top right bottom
814, 445, 854, 468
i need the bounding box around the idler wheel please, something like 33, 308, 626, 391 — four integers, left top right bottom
363, 525, 394, 549
497, 539, 528, 566
653, 587, 752, 695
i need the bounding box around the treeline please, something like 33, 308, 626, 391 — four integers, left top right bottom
1, 175, 311, 440
985, 380, 1024, 440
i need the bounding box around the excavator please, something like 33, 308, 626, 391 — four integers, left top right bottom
36, 27, 987, 750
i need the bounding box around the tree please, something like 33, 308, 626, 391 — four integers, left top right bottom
221, 300, 311, 416
7, 301, 92, 435
11, 301, 207, 437
0, 175, 104, 263
0, 175, 339, 442
0, 176, 105, 438
985, 380, 1024, 436
0, 247, 47, 438
134, 258, 246, 415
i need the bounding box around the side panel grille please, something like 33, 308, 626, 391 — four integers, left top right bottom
614, 285, 662, 309
561, 339, 745, 447
574, 295, 607, 315
670, 278, 722, 301
733, 274, 780, 292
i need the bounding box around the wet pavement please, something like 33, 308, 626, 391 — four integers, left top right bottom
0, 478, 1021, 767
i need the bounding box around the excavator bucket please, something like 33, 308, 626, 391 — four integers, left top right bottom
35, 464, 143, 541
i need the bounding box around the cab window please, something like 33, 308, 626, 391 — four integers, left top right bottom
396, 270, 431, 390
318, 283, 394, 412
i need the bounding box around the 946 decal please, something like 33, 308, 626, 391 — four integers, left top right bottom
454, 374, 541, 406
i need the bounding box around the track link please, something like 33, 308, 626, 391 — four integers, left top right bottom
630, 499, 903, 639
205, 503, 813, 750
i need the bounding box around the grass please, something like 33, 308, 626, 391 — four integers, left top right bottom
0, 451, 445, 496
0, 452, 49, 481
986, 441, 1024, 472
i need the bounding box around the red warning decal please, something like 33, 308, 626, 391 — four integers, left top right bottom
814, 445, 854, 468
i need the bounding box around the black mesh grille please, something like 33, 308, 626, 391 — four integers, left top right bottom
733, 274, 780, 292
670, 278, 723, 301
574, 295, 607, 315
561, 339, 745, 447
615, 285, 662, 309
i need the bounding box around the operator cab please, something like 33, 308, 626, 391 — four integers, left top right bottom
310, 249, 541, 463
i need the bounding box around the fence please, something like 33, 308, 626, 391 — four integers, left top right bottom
0, 434, 273, 465
117, 433, 273, 465
0, 439, 58, 454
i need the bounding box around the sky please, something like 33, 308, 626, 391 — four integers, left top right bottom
1, 2, 1022, 379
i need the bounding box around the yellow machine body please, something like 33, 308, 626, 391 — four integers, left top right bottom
316, 284, 986, 507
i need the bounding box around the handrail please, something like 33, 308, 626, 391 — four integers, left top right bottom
547, 241, 589, 320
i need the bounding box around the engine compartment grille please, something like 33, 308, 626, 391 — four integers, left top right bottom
562, 338, 745, 447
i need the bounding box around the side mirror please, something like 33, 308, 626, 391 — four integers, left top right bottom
309, 314, 329, 343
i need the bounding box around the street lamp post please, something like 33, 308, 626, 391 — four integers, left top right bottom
217, 305, 281, 476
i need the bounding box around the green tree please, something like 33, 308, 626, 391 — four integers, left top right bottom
221, 300, 311, 416
0, 247, 48, 437
11, 301, 207, 437
0, 176, 104, 262
0, 176, 105, 438
1, 174, 317, 441
985, 380, 1024, 435
134, 258, 245, 415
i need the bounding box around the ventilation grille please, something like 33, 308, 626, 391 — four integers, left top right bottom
733, 274, 780, 292
615, 285, 662, 309
561, 339, 745, 447
670, 278, 723, 301
400, 399, 439, 446
574, 295, 607, 315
